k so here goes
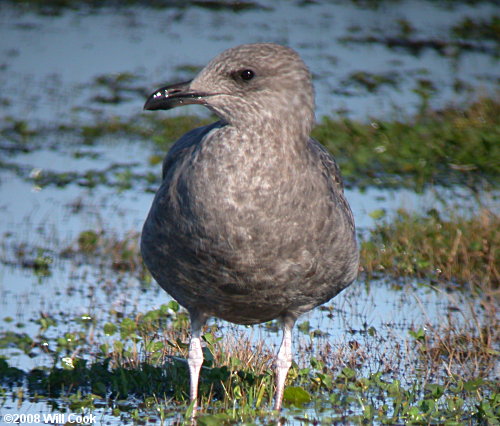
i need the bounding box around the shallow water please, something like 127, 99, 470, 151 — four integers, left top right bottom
0, 1, 498, 423
1, 1, 498, 122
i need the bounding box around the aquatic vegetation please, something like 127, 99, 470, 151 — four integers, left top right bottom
3, 0, 268, 15
361, 208, 499, 290
452, 15, 500, 43
313, 96, 500, 190
91, 72, 146, 105
340, 13, 500, 57
0, 297, 498, 424
66, 230, 145, 273
145, 115, 212, 150
0, 117, 39, 149
339, 70, 401, 94
340, 34, 497, 56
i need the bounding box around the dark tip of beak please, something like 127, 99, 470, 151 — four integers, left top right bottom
144, 80, 206, 111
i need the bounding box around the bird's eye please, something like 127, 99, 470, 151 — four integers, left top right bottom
240, 69, 254, 81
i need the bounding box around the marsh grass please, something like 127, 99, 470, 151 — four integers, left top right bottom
102, 314, 277, 407
3, 298, 497, 424
361, 208, 499, 291
410, 303, 498, 382
312, 96, 500, 190
1, 290, 498, 423
63, 229, 146, 275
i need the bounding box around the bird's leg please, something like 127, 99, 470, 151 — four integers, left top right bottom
188, 312, 206, 410
274, 316, 295, 411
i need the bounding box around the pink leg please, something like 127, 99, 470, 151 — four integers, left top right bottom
274, 319, 294, 411
188, 313, 206, 409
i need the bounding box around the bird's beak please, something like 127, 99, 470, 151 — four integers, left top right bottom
143, 80, 207, 110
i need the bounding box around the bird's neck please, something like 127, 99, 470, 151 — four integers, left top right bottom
213, 93, 315, 149
226, 118, 311, 161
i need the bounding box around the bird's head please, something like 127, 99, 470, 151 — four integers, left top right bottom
144, 43, 315, 137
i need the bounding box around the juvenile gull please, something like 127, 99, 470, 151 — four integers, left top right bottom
141, 43, 359, 411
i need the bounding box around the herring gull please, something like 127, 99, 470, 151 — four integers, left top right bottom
141, 43, 359, 411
